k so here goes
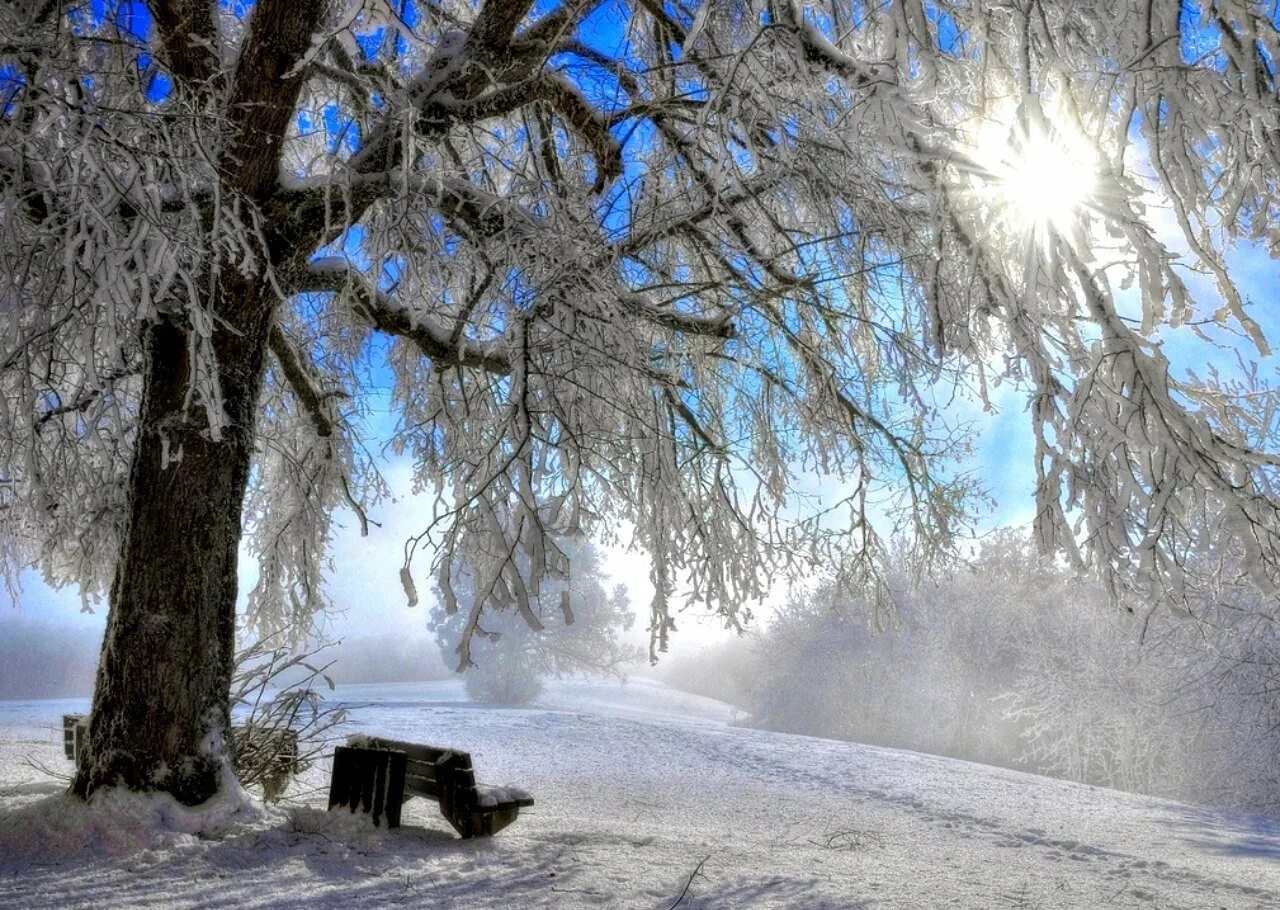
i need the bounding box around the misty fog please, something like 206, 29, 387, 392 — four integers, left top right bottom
656, 531, 1280, 815
10, 525, 1279, 820
0, 621, 453, 700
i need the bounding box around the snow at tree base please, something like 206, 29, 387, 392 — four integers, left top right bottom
2, 678, 1278, 909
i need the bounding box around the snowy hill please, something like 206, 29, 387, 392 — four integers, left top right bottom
1, 676, 1277, 909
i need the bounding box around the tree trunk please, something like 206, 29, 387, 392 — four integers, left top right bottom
65, 0, 330, 806
73, 293, 273, 805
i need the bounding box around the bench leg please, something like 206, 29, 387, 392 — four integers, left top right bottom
328, 746, 407, 828
475, 804, 521, 838
439, 791, 521, 839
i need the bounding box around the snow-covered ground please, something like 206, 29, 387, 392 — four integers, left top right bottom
1, 677, 1277, 909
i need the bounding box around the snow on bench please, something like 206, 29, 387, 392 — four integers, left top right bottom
327, 734, 533, 838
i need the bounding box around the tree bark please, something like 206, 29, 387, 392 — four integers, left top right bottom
72, 290, 273, 805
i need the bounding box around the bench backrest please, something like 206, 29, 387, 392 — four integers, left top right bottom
350, 735, 479, 804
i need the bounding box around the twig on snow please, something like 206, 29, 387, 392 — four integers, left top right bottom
21, 755, 71, 783
665, 854, 711, 910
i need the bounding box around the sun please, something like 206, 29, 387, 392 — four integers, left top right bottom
969, 103, 1099, 243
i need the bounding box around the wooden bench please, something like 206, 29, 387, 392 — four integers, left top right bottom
327, 735, 533, 838
62, 714, 301, 799
62, 713, 87, 763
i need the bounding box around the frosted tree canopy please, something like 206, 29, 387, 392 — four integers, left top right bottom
2, 0, 1278, 661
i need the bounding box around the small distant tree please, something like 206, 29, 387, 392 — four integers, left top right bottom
431, 540, 638, 705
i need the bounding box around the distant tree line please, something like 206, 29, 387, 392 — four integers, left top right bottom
0, 620, 451, 700
0, 620, 100, 699
321, 633, 452, 686
663, 531, 1280, 813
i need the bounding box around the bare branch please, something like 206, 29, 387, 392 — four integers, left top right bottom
465, 0, 537, 56
223, 0, 330, 199
151, 0, 222, 89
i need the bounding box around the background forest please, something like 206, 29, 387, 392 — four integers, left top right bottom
663, 531, 1280, 814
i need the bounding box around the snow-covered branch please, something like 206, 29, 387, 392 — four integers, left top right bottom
293, 262, 514, 374
267, 326, 336, 439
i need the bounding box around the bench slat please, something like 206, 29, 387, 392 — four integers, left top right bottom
349, 736, 459, 764
63, 714, 86, 762
404, 771, 450, 799
328, 745, 406, 828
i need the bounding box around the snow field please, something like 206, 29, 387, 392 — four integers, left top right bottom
1, 677, 1277, 909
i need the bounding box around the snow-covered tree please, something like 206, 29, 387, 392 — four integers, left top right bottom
430, 539, 638, 705
747, 534, 1048, 764
3, 1, 1280, 804
1003, 550, 1280, 810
